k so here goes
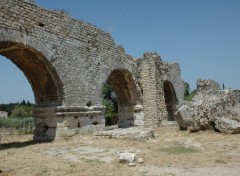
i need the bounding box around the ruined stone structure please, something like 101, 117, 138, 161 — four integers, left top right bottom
0, 0, 184, 140
196, 79, 220, 93
176, 80, 240, 134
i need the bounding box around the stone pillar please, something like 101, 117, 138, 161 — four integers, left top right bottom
118, 104, 134, 128
33, 107, 57, 141
134, 105, 144, 127
139, 53, 166, 127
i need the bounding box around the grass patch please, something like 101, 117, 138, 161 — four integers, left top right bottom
215, 159, 227, 164
84, 158, 104, 164
159, 146, 199, 154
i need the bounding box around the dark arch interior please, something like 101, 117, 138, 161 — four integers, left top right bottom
107, 69, 139, 128
0, 42, 63, 106
163, 81, 177, 121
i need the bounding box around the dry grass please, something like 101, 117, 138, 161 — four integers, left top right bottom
0, 126, 240, 176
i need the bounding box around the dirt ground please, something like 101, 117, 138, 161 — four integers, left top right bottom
0, 126, 240, 176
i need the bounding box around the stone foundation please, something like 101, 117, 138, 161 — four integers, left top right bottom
33, 106, 106, 141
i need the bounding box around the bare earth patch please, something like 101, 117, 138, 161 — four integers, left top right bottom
0, 126, 240, 176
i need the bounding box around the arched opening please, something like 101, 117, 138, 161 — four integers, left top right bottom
0, 57, 35, 103
163, 81, 177, 121
0, 42, 63, 140
0, 42, 63, 106
103, 69, 141, 128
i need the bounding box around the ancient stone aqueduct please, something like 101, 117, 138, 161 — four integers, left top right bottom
0, 0, 185, 140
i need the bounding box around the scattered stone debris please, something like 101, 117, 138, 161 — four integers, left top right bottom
137, 158, 144, 164
117, 151, 140, 167
128, 162, 136, 167
176, 79, 240, 134
94, 127, 155, 139
119, 152, 136, 163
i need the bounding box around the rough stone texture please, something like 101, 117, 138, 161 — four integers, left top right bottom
139, 54, 185, 126
138, 53, 166, 127
162, 62, 185, 121
0, 0, 184, 140
137, 158, 144, 164
197, 79, 220, 93
22, 0, 35, 4
163, 61, 185, 104
119, 152, 136, 163
176, 80, 240, 134
94, 127, 155, 140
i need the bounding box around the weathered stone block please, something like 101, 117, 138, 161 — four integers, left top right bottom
134, 120, 144, 126
46, 128, 56, 137
44, 118, 58, 128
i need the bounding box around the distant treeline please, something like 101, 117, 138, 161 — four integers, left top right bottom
0, 100, 33, 116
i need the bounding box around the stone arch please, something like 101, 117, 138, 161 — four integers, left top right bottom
0, 41, 63, 106
163, 80, 178, 121
106, 69, 143, 128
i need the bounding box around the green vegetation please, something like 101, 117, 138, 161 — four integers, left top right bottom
159, 146, 199, 154
102, 81, 118, 126
0, 100, 33, 116
0, 117, 34, 134
184, 89, 197, 101
0, 100, 34, 134
215, 159, 227, 164
184, 82, 197, 101
184, 82, 190, 97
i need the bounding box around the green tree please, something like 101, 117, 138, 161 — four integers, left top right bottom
21, 99, 26, 105
102, 81, 118, 126
0, 103, 17, 116
184, 82, 190, 97
184, 82, 197, 101
11, 105, 32, 118
184, 89, 197, 101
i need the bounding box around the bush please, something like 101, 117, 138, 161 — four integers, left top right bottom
184, 82, 197, 101
0, 117, 34, 134
11, 105, 32, 118
184, 89, 197, 101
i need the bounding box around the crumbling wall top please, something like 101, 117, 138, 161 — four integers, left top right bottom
22, 0, 35, 5
197, 79, 220, 93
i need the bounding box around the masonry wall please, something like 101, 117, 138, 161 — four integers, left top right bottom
0, 0, 185, 140
139, 53, 167, 127
0, 0, 139, 107
0, 0, 142, 140
163, 62, 185, 104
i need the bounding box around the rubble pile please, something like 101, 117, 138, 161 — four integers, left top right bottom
176, 80, 240, 134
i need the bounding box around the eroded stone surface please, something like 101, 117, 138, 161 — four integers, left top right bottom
94, 127, 155, 140
176, 80, 240, 134
119, 152, 136, 163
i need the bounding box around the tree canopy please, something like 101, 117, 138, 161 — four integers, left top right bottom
102, 81, 118, 126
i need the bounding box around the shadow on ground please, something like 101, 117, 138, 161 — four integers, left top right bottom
0, 140, 51, 150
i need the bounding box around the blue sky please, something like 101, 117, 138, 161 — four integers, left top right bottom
0, 0, 240, 103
